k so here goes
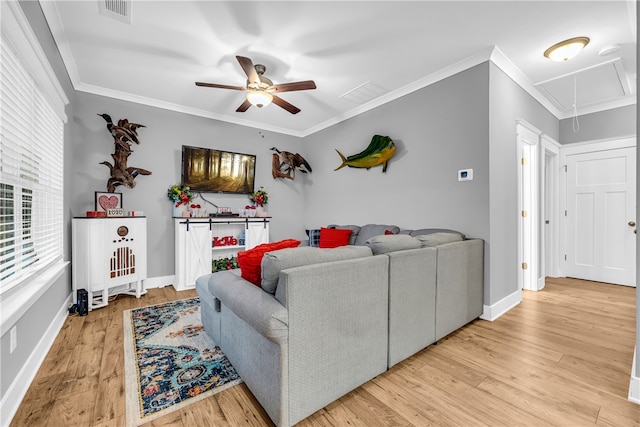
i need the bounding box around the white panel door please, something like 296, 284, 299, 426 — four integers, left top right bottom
183, 222, 213, 289
245, 220, 270, 250
565, 147, 636, 286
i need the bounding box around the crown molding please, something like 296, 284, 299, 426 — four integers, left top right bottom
75, 82, 306, 137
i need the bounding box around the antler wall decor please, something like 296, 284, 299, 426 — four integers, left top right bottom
98, 114, 152, 192
270, 147, 312, 180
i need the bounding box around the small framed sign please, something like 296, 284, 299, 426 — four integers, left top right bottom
95, 192, 123, 213
106, 208, 125, 217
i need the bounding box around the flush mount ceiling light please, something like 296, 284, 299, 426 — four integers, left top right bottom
544, 36, 590, 61
246, 90, 273, 108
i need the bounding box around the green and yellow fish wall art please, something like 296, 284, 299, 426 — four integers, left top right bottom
334, 134, 397, 173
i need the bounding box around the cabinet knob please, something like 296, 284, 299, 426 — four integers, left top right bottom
628, 221, 636, 227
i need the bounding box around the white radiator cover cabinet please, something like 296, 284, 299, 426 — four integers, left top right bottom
174, 217, 270, 291
72, 217, 148, 310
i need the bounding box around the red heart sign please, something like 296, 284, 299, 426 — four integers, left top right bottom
98, 195, 119, 210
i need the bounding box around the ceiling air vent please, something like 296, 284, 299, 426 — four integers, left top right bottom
340, 81, 388, 104
98, 0, 132, 24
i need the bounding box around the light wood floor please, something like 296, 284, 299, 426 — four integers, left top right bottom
10, 277, 639, 426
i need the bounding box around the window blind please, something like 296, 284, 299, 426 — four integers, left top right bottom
0, 35, 64, 292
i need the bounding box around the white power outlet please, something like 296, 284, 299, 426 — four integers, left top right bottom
10, 325, 17, 353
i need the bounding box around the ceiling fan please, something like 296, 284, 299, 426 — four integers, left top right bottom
196, 55, 316, 114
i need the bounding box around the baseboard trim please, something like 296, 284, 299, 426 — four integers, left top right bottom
144, 275, 175, 289
629, 349, 640, 404
480, 289, 522, 321
0, 293, 72, 427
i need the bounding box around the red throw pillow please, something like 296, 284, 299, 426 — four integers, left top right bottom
384, 229, 396, 235
319, 227, 352, 248
237, 239, 301, 286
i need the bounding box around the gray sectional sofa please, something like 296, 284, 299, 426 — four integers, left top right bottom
196, 225, 484, 426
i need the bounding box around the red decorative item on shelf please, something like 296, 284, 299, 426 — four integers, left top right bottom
213, 236, 238, 247
86, 211, 107, 217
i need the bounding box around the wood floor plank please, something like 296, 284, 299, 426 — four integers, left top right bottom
91, 374, 125, 425
179, 393, 230, 426
9, 279, 639, 427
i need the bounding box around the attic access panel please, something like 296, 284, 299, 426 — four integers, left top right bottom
536, 59, 630, 112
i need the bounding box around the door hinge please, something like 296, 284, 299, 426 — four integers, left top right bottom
522, 210, 528, 217
522, 262, 528, 270
564, 254, 567, 261
564, 164, 567, 172
521, 157, 527, 166
565, 210, 567, 216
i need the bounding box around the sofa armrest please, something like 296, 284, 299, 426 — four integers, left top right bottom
207, 271, 288, 342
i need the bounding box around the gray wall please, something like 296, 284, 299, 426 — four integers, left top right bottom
303, 64, 492, 301
488, 62, 558, 306
559, 104, 636, 144
1, 0, 76, 401
0, 271, 70, 397
70, 92, 306, 279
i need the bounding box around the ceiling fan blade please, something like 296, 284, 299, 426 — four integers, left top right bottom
272, 95, 301, 114
236, 55, 260, 86
196, 82, 246, 91
236, 99, 252, 112
270, 80, 317, 93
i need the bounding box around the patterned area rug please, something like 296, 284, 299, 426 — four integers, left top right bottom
123, 297, 242, 426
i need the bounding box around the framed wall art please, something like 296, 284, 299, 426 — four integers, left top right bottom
95, 191, 123, 212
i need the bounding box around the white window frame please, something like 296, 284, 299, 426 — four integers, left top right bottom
0, 0, 69, 333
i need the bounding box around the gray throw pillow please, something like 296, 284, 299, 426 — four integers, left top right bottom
414, 232, 463, 247
261, 245, 373, 293
365, 234, 422, 255
410, 228, 465, 240
354, 224, 400, 246
327, 224, 361, 245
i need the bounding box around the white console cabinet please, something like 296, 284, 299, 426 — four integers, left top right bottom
174, 217, 270, 291
72, 217, 148, 311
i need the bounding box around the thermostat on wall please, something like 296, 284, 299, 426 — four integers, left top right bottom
458, 168, 473, 181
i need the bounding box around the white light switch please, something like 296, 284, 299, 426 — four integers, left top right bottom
458, 169, 473, 181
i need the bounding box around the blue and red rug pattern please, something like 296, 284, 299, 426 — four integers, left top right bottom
124, 297, 241, 425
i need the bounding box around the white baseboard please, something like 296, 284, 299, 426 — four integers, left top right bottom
629, 348, 640, 404
0, 293, 72, 427
143, 275, 175, 289
480, 289, 522, 321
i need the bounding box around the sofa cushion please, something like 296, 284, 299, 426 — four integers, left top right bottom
354, 224, 400, 246
261, 245, 373, 294
409, 228, 465, 240
305, 229, 321, 247
237, 239, 301, 286
414, 232, 463, 247
365, 234, 422, 255
319, 227, 352, 248
327, 224, 361, 245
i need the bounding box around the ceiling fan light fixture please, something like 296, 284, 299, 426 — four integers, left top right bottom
246, 91, 273, 108
544, 36, 590, 61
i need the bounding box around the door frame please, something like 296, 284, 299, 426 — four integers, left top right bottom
559, 136, 637, 279
542, 135, 561, 281
517, 121, 540, 291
